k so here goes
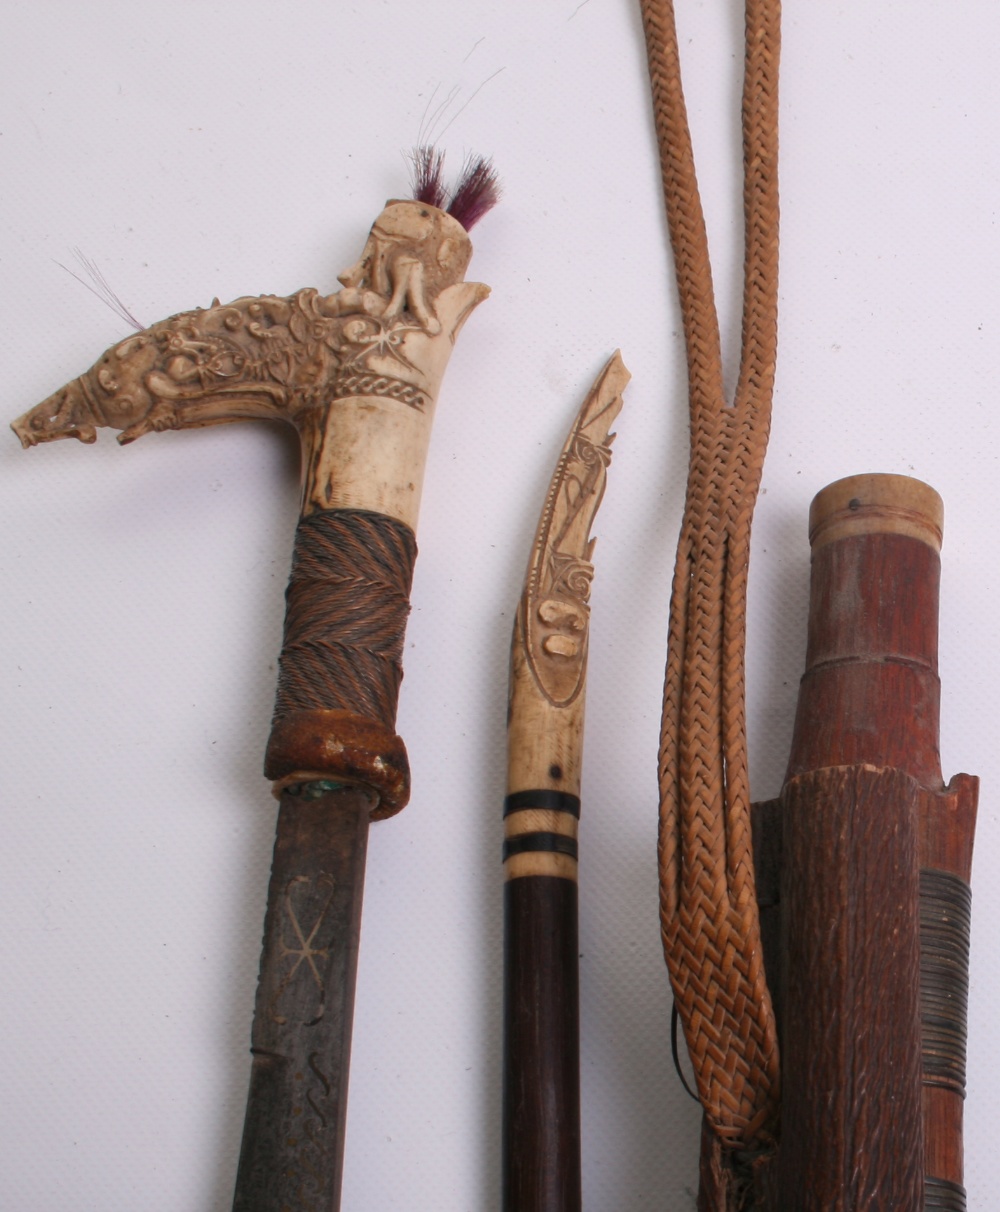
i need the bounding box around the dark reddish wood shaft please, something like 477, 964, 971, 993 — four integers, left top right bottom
503, 872, 581, 1212
785, 526, 943, 785
233, 786, 371, 1211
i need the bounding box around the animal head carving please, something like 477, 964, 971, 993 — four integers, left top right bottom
12, 201, 486, 449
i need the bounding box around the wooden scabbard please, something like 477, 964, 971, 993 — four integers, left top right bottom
699, 475, 978, 1211
779, 763, 925, 1209
776, 475, 978, 1210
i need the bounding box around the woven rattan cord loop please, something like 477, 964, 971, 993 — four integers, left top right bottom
640, 0, 781, 1145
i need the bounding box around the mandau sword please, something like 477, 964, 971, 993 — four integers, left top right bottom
11, 150, 497, 1210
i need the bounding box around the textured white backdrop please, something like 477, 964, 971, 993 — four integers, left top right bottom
2, 2, 998, 1208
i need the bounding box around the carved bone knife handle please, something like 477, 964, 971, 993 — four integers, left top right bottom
503, 353, 628, 1212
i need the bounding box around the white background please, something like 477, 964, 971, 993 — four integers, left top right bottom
2, 2, 998, 1208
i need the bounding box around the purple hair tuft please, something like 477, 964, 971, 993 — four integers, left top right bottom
409, 146, 448, 210
446, 156, 500, 232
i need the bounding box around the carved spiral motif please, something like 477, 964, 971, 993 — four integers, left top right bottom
571, 434, 611, 469
551, 557, 594, 604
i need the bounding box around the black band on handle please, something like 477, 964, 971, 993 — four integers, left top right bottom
503, 832, 578, 862
504, 790, 581, 818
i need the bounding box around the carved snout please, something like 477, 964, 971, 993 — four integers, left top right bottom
10, 380, 97, 447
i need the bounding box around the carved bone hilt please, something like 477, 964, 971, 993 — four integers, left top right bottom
11, 200, 489, 815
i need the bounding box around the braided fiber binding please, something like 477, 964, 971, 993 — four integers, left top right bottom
264, 509, 417, 815
271, 509, 416, 727
640, 0, 781, 1143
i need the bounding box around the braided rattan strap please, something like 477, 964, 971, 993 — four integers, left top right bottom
640, 0, 781, 1143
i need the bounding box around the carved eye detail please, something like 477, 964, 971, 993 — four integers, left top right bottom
343, 319, 371, 344
207, 353, 241, 377
542, 634, 580, 659
97, 367, 118, 392
166, 356, 197, 381
115, 336, 146, 358
537, 598, 586, 633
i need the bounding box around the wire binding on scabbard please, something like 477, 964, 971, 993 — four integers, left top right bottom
923, 1176, 967, 1212
920, 868, 972, 1098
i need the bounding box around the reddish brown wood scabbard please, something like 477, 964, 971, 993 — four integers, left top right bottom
778, 474, 977, 1211
699, 474, 978, 1212
503, 837, 582, 1212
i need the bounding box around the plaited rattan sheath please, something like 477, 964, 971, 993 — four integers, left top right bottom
271, 508, 417, 727
639, 0, 781, 1142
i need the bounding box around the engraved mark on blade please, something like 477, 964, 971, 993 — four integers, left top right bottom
268, 873, 337, 1026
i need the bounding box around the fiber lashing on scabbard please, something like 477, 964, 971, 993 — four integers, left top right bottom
271, 509, 417, 728
920, 869, 971, 1098
920, 868, 971, 1209
640, 0, 781, 1143
924, 1177, 967, 1212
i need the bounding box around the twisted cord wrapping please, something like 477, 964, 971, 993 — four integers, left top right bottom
640, 0, 781, 1143
271, 509, 417, 729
